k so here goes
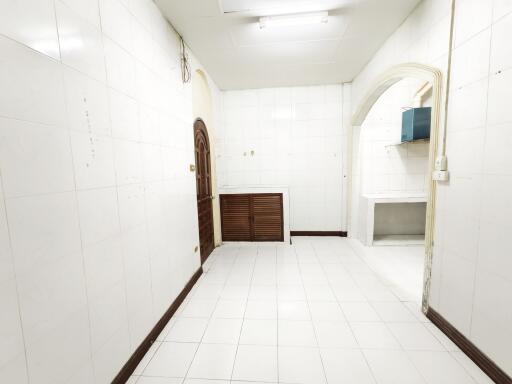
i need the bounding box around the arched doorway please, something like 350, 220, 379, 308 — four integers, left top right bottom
194, 119, 214, 263
349, 63, 445, 313
192, 69, 222, 248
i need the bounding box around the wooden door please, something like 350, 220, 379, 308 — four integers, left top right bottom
220, 193, 283, 242
194, 119, 214, 263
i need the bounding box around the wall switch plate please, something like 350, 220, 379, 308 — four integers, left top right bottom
190, 164, 196, 172
435, 155, 447, 171
433, 170, 449, 181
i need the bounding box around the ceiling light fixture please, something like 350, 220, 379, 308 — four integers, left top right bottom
259, 11, 329, 29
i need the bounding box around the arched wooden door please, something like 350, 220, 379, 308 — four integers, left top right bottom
194, 119, 214, 263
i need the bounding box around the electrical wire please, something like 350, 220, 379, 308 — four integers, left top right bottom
180, 35, 191, 83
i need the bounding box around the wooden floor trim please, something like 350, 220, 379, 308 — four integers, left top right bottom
290, 231, 348, 237
426, 307, 512, 384
112, 267, 203, 384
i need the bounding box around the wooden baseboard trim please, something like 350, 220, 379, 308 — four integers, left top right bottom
290, 231, 348, 237
426, 307, 511, 384
112, 267, 203, 384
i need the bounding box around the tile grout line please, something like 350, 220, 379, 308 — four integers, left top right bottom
229, 245, 257, 382
340, 238, 461, 383
98, 4, 136, 367
0, 171, 31, 383
319, 237, 380, 384
342, 238, 433, 382
137, 250, 225, 381
467, 0, 495, 344
173, 246, 242, 382
294, 239, 330, 384
57, 35, 98, 382
133, 239, 490, 384
178, 254, 225, 382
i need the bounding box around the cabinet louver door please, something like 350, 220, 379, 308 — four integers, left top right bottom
220, 194, 251, 241
252, 194, 283, 241
220, 193, 283, 242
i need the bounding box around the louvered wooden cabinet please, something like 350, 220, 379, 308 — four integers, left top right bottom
220, 193, 284, 242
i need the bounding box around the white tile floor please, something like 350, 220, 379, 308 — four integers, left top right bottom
129, 237, 493, 384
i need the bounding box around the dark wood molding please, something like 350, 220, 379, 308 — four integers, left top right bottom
426, 307, 512, 384
112, 267, 203, 384
290, 231, 348, 237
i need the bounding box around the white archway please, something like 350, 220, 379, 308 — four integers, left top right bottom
348, 63, 445, 313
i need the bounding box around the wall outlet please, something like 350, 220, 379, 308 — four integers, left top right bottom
433, 170, 449, 181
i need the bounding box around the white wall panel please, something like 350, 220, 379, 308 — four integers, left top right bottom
0, 0, 218, 381
219, 85, 344, 232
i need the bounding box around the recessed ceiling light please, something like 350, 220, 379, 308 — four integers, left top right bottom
259, 11, 329, 29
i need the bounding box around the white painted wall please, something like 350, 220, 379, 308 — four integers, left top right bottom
351, 0, 512, 376
0, 0, 219, 382
218, 85, 345, 232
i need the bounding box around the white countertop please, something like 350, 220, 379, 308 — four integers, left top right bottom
362, 193, 427, 203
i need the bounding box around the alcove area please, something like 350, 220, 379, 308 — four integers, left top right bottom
373, 201, 427, 245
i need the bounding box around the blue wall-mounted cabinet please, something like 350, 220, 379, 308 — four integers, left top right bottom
401, 107, 431, 142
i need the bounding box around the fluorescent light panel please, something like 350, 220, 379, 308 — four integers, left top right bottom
259, 11, 329, 29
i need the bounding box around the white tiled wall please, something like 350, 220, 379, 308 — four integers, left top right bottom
218, 85, 344, 231
434, 0, 512, 375
0, 0, 218, 382
351, 0, 512, 376
351, 0, 452, 111
2, 0, 512, 380
358, 78, 430, 195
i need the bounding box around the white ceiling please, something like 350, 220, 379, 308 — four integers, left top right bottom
155, 0, 422, 90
